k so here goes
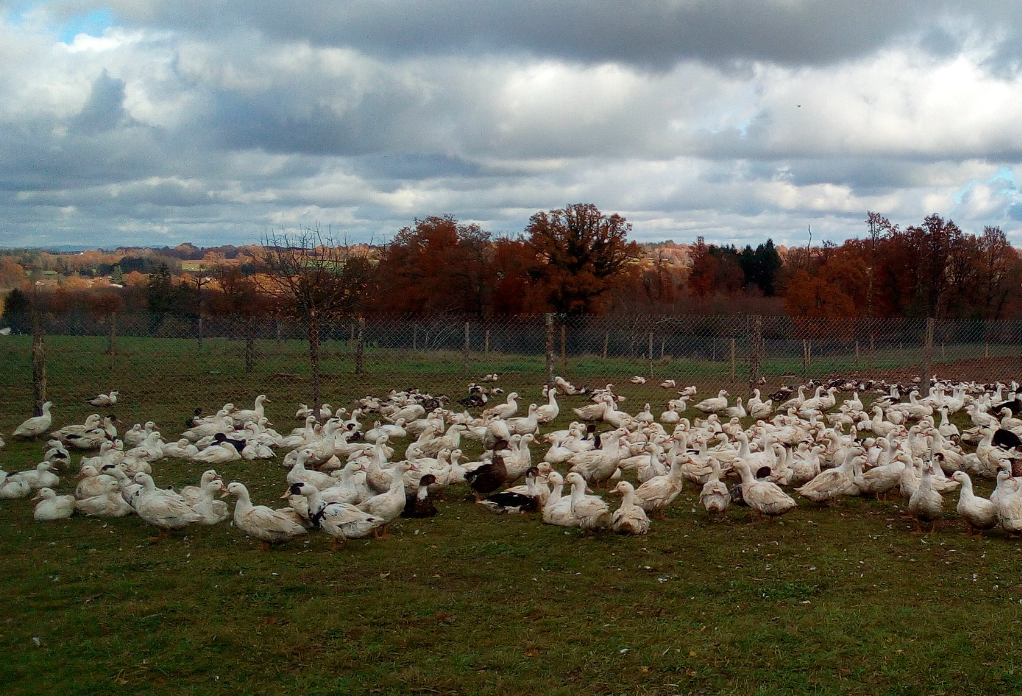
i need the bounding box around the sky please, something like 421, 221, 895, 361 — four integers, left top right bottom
2, 1, 1022, 250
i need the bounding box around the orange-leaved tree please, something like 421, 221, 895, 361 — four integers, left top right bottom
525, 203, 641, 314
371, 215, 492, 315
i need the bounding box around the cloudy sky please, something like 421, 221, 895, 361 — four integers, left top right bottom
2, 1, 1022, 249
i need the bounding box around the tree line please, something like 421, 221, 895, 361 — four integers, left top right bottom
3, 206, 1021, 326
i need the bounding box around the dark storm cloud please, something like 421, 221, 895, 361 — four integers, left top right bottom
100, 0, 939, 68
208, 86, 420, 157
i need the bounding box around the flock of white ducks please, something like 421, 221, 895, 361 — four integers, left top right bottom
5, 375, 1022, 546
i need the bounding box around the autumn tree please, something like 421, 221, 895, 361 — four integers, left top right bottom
525, 203, 641, 314
489, 237, 549, 314
257, 228, 371, 411
970, 226, 1022, 319
0, 257, 27, 290
687, 238, 744, 298
211, 265, 271, 372
371, 215, 492, 315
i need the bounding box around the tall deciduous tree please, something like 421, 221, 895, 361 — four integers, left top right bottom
972, 226, 1022, 319
525, 203, 641, 314
688, 238, 744, 298
257, 228, 370, 411
371, 215, 492, 315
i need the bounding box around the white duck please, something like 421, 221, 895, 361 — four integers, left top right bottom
189, 479, 231, 525
950, 471, 997, 537
610, 481, 650, 535
795, 450, 863, 504
908, 463, 944, 534
633, 452, 685, 518
0, 472, 31, 499
535, 388, 560, 424
567, 430, 626, 488
75, 464, 116, 499
659, 403, 681, 424
852, 456, 904, 501
33, 488, 75, 521
162, 438, 200, 459
13, 401, 53, 439
18, 462, 60, 489
224, 481, 308, 548
230, 394, 271, 426
286, 482, 380, 549
542, 472, 575, 527
725, 397, 747, 419
734, 459, 797, 520
357, 462, 412, 537
287, 449, 338, 491
698, 460, 731, 521
565, 472, 611, 533
191, 441, 242, 465
482, 392, 519, 420
133, 473, 203, 533
992, 467, 1022, 537
74, 478, 134, 517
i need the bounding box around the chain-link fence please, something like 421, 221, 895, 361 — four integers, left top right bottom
3, 311, 1022, 420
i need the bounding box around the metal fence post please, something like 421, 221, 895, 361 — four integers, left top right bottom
545, 313, 554, 388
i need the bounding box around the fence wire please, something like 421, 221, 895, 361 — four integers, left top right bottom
2, 312, 1021, 418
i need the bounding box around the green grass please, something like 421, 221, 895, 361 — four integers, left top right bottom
2, 336, 1022, 694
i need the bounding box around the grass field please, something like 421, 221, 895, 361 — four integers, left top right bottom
3, 338, 1022, 694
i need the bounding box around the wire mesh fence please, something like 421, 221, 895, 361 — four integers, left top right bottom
3, 311, 1022, 418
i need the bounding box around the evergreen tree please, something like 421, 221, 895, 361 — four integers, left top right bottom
146, 262, 176, 321
1, 288, 31, 333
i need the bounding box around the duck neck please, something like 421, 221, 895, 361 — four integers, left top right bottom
547, 480, 563, 507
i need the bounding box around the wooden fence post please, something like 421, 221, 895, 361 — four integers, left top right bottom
484, 328, 490, 359
648, 331, 654, 377
545, 314, 555, 389
729, 338, 736, 380
31, 287, 46, 415
560, 323, 567, 377
748, 315, 762, 396
107, 311, 117, 356
355, 317, 365, 374
921, 317, 934, 387
463, 321, 470, 374
602, 331, 609, 359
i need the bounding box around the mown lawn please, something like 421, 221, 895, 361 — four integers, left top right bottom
2, 344, 1021, 695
